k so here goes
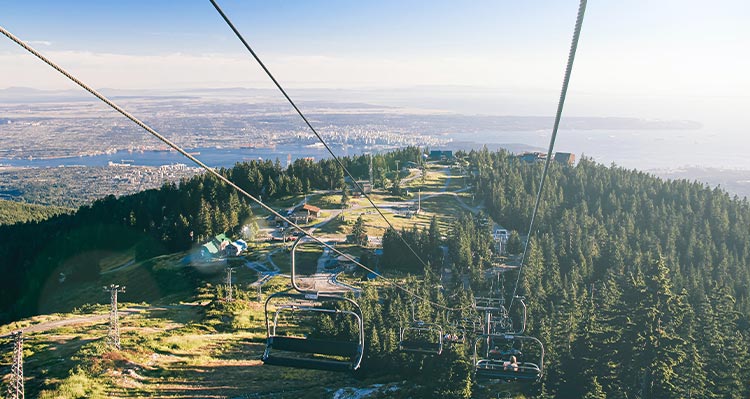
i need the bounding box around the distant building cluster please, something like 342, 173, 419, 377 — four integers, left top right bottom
108, 163, 200, 188
516, 152, 575, 166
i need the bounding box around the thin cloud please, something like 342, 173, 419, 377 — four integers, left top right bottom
27, 40, 52, 46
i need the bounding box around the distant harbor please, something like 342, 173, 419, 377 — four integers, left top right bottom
3, 127, 749, 171
0, 144, 347, 169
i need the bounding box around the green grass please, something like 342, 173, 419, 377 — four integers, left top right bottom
38, 367, 108, 399
3, 271, 412, 398
314, 193, 345, 208
269, 244, 321, 274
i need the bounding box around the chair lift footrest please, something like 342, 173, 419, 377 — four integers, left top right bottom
263, 355, 353, 372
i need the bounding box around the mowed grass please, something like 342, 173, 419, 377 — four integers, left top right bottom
317, 167, 473, 237
411, 165, 451, 191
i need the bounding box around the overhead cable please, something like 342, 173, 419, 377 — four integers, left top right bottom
509, 0, 588, 311
208, 0, 433, 273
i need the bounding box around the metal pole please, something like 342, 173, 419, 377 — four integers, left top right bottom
103, 284, 125, 350
226, 267, 235, 302
7, 331, 24, 399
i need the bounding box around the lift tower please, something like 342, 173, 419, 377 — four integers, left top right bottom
7, 331, 24, 399
104, 284, 126, 350
225, 267, 235, 302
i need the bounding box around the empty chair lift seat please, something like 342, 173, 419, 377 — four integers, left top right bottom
263, 336, 362, 372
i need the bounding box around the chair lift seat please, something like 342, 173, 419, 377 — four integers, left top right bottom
263, 354, 354, 372
263, 336, 362, 372
399, 340, 442, 353
474, 359, 541, 381
269, 336, 359, 357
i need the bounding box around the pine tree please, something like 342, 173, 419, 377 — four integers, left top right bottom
340, 187, 350, 209
629, 257, 688, 399
351, 215, 367, 246
583, 376, 606, 399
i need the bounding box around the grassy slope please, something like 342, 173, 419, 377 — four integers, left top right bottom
1, 259, 362, 399
1, 299, 359, 398
0, 198, 72, 225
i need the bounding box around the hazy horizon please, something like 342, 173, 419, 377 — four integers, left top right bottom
2, 1, 749, 180
2, 1, 749, 129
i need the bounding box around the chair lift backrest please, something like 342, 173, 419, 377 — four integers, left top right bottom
263, 239, 365, 371
472, 333, 545, 382
290, 238, 312, 294
263, 291, 365, 371
399, 321, 444, 355
442, 312, 467, 344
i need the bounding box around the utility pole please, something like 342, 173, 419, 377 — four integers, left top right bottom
368, 153, 373, 185
103, 284, 125, 350
417, 190, 421, 213
7, 331, 24, 399
257, 272, 263, 302
225, 267, 235, 302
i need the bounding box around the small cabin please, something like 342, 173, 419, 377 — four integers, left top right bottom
301, 204, 321, 218
554, 152, 575, 166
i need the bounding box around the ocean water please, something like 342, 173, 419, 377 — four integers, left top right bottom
0, 145, 332, 169
461, 128, 750, 171
1, 128, 748, 171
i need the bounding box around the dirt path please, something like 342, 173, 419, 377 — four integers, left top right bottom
1, 305, 197, 338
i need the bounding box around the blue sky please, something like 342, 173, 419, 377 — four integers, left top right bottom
3, 1, 575, 54
1, 1, 748, 125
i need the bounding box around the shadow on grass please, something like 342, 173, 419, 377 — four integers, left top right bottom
136, 339, 351, 399
24, 336, 99, 398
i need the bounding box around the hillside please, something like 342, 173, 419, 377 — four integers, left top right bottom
0, 198, 71, 225
0, 155, 479, 398
2, 149, 750, 398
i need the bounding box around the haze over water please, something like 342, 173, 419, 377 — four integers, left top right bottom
3, 126, 746, 172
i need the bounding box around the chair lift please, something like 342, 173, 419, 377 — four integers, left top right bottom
442, 311, 468, 345
444, 321, 467, 345
262, 238, 365, 371
474, 296, 514, 336
398, 301, 444, 355
474, 333, 544, 381
461, 315, 485, 335
473, 297, 544, 382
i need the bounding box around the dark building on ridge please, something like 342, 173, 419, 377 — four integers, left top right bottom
554, 152, 575, 166
429, 150, 453, 161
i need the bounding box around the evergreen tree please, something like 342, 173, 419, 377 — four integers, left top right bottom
341, 187, 350, 209
351, 215, 367, 246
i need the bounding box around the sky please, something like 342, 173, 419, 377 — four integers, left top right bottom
1, 0, 749, 127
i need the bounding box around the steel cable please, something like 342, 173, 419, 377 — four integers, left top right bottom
509, 0, 588, 312
208, 0, 433, 273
